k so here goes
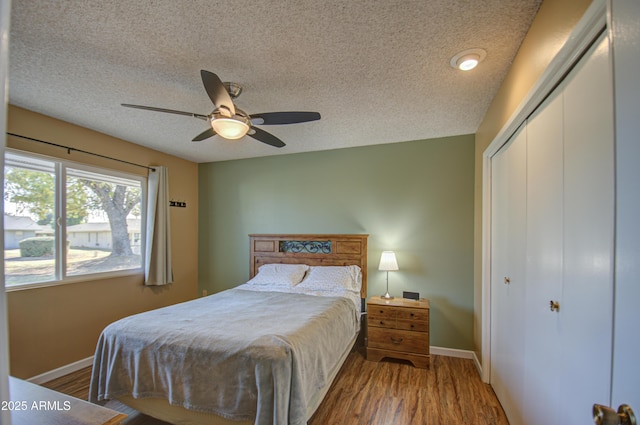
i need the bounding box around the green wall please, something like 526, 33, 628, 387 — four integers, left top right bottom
198, 134, 475, 350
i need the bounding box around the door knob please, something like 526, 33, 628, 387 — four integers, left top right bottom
550, 300, 560, 312
504, 277, 511, 285
593, 403, 636, 425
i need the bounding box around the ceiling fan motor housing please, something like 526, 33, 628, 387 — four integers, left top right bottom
223, 82, 243, 99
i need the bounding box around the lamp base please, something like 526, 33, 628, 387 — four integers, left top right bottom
381, 292, 394, 300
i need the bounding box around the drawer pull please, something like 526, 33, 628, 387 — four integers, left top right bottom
410, 313, 414, 317
410, 324, 414, 328
379, 310, 384, 314
390, 337, 404, 344
379, 321, 385, 325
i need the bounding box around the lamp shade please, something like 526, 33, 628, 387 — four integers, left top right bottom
378, 251, 399, 271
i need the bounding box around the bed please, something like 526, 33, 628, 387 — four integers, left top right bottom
89, 234, 368, 425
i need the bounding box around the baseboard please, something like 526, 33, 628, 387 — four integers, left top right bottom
27, 356, 94, 384
429, 346, 475, 359
472, 351, 484, 380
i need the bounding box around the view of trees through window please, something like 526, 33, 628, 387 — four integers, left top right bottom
4, 151, 144, 286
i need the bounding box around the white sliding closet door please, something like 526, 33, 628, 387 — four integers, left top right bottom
490, 125, 527, 425
488, 32, 615, 425
560, 35, 614, 421
522, 88, 564, 425
611, 0, 640, 412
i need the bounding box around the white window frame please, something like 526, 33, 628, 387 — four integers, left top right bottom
4, 149, 147, 291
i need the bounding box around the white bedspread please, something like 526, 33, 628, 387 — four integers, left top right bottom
89, 288, 358, 425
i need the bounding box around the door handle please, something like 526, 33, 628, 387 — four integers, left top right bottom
593, 404, 636, 425
550, 300, 560, 312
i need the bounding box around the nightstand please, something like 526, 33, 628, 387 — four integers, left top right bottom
366, 296, 430, 368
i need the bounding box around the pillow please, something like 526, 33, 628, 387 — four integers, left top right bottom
245, 263, 309, 286
296, 265, 362, 293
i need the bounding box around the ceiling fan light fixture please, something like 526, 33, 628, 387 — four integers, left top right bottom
450, 48, 487, 71
122, 70, 318, 147
211, 108, 250, 140
211, 117, 250, 139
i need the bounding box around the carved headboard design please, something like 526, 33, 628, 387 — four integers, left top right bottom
249, 234, 369, 298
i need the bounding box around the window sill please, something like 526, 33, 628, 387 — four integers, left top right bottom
4, 268, 144, 292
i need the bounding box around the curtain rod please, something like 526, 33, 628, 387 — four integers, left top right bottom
6, 132, 157, 172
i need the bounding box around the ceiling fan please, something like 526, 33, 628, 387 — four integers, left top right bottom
122, 70, 321, 148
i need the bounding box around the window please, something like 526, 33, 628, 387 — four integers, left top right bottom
4, 150, 146, 288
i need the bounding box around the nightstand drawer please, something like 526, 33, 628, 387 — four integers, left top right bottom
369, 318, 395, 328
368, 327, 429, 353
368, 306, 396, 321
396, 319, 429, 332
396, 308, 428, 322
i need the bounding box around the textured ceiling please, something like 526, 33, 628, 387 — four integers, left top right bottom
9, 0, 542, 163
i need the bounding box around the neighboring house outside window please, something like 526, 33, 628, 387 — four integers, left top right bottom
65, 219, 142, 253
3, 150, 146, 289
3, 215, 44, 249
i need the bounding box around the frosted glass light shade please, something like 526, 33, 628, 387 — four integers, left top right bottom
378, 251, 399, 271
211, 117, 250, 140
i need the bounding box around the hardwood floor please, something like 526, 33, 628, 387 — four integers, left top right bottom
308, 350, 508, 425
42, 350, 509, 425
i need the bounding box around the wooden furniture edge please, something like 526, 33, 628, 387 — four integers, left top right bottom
367, 296, 430, 309
366, 347, 431, 369
9, 376, 128, 425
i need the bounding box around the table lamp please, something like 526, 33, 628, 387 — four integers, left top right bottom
379, 251, 399, 299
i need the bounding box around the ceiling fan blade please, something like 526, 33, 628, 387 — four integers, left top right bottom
248, 127, 286, 148
250, 111, 321, 125
192, 127, 216, 142
121, 104, 208, 120
200, 70, 235, 115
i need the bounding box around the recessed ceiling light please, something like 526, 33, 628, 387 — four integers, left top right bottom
450, 48, 487, 71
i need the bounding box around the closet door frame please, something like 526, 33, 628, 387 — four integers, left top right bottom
480, 0, 607, 383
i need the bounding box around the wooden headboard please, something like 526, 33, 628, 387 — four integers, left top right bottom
249, 234, 369, 298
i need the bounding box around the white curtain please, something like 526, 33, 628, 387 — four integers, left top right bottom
145, 166, 173, 285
